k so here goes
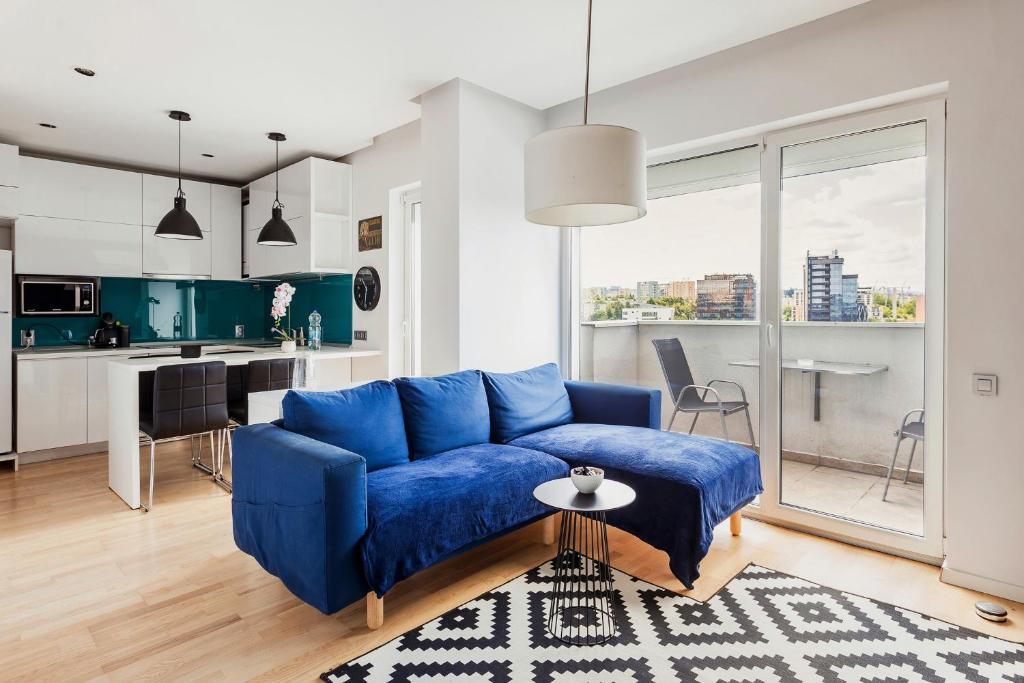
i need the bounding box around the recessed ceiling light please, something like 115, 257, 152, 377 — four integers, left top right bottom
201, 153, 215, 158
38, 123, 57, 129
73, 66, 96, 77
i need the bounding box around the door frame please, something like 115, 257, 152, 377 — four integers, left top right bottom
751, 98, 946, 561
401, 188, 422, 376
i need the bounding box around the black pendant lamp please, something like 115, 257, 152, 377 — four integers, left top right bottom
257, 132, 297, 246
156, 110, 203, 240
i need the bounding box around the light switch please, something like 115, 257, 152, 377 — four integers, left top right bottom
973, 373, 998, 396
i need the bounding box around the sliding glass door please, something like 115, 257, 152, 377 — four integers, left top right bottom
759, 101, 945, 559
572, 99, 945, 560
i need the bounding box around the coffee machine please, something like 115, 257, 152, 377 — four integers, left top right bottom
91, 312, 130, 348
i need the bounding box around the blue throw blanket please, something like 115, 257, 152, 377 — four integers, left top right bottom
511, 423, 763, 588
362, 443, 569, 596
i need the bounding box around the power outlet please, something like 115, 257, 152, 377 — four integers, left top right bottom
20, 329, 36, 347
354, 330, 368, 341
234, 324, 246, 339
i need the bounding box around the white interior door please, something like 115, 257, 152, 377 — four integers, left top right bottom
755, 99, 945, 561
402, 190, 422, 376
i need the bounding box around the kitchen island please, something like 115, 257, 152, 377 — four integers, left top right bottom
107, 344, 379, 509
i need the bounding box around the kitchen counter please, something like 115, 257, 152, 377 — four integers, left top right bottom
106, 344, 379, 509
14, 339, 292, 359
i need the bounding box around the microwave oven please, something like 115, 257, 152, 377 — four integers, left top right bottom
17, 275, 100, 316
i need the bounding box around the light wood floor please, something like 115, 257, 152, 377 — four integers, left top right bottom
1, 445, 1020, 682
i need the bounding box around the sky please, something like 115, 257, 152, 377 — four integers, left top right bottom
580, 156, 927, 293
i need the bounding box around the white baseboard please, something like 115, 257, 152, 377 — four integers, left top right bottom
941, 561, 1024, 603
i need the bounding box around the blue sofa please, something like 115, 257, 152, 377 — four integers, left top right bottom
231, 363, 762, 619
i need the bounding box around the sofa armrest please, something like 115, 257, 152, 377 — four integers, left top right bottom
231, 423, 370, 614
564, 380, 661, 430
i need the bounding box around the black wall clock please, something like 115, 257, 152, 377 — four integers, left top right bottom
353, 266, 381, 311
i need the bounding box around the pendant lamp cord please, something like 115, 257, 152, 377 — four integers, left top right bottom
273, 139, 284, 210
176, 117, 184, 199
583, 0, 592, 125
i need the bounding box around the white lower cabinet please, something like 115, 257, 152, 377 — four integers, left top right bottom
142, 227, 212, 277
14, 215, 142, 277
86, 357, 114, 443
16, 358, 89, 452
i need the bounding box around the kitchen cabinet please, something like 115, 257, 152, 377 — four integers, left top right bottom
211, 184, 242, 279
16, 357, 89, 452
244, 157, 351, 279
14, 215, 142, 277
142, 174, 211, 231
20, 156, 141, 225
0, 144, 18, 220
86, 356, 113, 443
142, 228, 211, 277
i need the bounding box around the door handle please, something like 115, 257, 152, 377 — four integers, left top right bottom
766, 322, 775, 348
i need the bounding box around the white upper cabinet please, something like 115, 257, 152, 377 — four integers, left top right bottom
211, 184, 242, 280
20, 156, 141, 225
142, 174, 211, 231
0, 143, 17, 187
15, 215, 142, 277
244, 157, 351, 279
0, 143, 18, 220
141, 228, 211, 277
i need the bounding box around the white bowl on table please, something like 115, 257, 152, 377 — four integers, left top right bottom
570, 466, 604, 494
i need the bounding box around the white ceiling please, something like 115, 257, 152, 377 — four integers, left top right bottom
0, 0, 868, 184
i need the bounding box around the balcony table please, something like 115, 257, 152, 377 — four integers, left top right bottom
728, 358, 888, 421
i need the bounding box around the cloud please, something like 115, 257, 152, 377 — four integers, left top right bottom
582, 156, 927, 294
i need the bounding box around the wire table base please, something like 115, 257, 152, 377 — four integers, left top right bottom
546, 510, 618, 645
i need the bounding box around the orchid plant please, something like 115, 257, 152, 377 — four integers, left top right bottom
270, 282, 296, 341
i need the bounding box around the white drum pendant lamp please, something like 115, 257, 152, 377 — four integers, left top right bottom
524, 0, 647, 227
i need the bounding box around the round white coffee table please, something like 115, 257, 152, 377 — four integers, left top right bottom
533, 477, 636, 645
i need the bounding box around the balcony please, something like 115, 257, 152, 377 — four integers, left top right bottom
580, 319, 924, 535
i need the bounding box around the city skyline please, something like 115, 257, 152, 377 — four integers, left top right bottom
580, 155, 926, 293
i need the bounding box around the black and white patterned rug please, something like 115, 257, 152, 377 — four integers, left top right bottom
322, 559, 1024, 682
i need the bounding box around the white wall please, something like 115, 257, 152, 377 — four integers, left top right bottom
340, 120, 421, 380
420, 79, 562, 374
549, 0, 1024, 599
419, 80, 462, 376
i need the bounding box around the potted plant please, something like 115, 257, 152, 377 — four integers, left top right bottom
271, 282, 297, 352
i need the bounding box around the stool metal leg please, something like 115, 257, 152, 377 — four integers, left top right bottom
546, 510, 617, 645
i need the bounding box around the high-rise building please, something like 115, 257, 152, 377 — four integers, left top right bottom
696, 273, 756, 320
803, 250, 862, 321
666, 280, 697, 301
636, 280, 661, 301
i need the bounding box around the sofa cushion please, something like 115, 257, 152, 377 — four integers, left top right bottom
362, 443, 568, 595
510, 423, 763, 588
394, 370, 491, 459
282, 381, 409, 472
483, 363, 574, 443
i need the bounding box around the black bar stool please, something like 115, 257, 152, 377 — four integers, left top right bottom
138, 361, 229, 511
220, 359, 296, 490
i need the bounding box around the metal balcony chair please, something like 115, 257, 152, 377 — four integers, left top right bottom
882, 408, 924, 501
138, 361, 230, 511
652, 337, 756, 446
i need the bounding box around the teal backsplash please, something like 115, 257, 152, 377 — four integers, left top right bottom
264, 277, 354, 345
13, 275, 353, 347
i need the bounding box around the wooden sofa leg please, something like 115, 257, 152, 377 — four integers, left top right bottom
542, 515, 556, 545
367, 592, 384, 630
730, 511, 742, 536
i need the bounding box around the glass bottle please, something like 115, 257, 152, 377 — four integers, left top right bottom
308, 310, 322, 351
